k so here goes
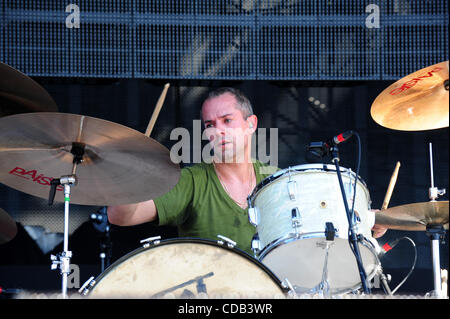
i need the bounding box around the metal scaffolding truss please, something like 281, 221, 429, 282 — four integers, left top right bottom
0, 0, 448, 80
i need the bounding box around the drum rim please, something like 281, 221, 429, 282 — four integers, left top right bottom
84, 237, 288, 295
257, 234, 381, 294
248, 163, 370, 206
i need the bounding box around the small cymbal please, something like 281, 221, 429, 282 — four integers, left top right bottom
371, 61, 449, 131
0, 62, 58, 117
375, 201, 449, 231
0, 112, 180, 206
0, 208, 17, 245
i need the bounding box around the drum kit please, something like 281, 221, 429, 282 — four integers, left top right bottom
0, 61, 449, 299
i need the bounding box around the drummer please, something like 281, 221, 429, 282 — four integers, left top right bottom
107, 87, 387, 255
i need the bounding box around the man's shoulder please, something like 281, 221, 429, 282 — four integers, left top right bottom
253, 159, 280, 177
181, 162, 211, 176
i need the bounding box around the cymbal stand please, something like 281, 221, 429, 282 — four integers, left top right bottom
48, 142, 84, 299
428, 143, 446, 202
425, 143, 447, 299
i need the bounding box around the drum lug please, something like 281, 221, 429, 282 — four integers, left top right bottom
248, 207, 259, 226
140, 236, 161, 248
217, 235, 236, 248
251, 233, 262, 256
287, 180, 297, 201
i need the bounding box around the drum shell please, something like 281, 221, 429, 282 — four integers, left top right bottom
249, 164, 374, 251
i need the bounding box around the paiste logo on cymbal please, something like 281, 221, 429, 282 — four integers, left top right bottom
8, 167, 64, 191
389, 67, 443, 95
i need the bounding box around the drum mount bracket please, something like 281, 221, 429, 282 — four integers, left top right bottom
291, 207, 302, 230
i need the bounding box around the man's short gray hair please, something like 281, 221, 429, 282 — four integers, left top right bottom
201, 87, 254, 121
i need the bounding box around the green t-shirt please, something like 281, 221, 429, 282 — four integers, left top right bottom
153, 160, 277, 255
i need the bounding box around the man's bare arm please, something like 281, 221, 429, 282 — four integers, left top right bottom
107, 200, 158, 226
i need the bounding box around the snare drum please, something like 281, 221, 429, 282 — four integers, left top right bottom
248, 164, 381, 295
81, 238, 286, 298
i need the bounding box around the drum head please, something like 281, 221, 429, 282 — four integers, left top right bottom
260, 236, 380, 294
86, 238, 286, 298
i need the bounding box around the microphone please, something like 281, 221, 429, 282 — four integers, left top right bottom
328, 130, 354, 147
379, 238, 400, 256
306, 130, 354, 163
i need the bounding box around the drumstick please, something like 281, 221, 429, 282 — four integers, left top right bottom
381, 161, 401, 210
145, 83, 170, 137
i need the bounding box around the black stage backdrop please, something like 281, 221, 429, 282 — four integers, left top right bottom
0, 79, 448, 297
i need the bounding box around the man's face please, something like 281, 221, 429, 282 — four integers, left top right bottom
201, 93, 254, 163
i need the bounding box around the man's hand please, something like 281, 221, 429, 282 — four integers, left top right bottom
371, 209, 388, 238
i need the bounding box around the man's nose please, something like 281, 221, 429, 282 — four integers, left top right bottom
204, 127, 223, 142
214, 123, 227, 135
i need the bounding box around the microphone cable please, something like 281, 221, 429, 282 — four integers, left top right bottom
380, 236, 417, 295
345, 131, 363, 269
349, 131, 361, 231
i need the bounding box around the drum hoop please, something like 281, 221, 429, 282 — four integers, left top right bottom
249, 164, 369, 206
85, 237, 287, 294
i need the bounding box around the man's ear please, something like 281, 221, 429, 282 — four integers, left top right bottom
247, 115, 257, 133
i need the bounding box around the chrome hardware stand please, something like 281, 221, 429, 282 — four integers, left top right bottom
313, 241, 332, 298
425, 143, 447, 299
49, 175, 77, 299
426, 224, 446, 299
428, 143, 446, 201
48, 142, 84, 299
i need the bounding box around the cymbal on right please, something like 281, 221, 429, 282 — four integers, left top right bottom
371, 61, 449, 131
375, 201, 449, 231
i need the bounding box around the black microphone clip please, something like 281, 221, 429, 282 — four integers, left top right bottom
306, 141, 330, 163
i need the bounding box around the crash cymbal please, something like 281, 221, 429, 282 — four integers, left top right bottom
0, 112, 180, 206
0, 62, 58, 117
371, 61, 449, 131
0, 208, 17, 245
375, 201, 449, 231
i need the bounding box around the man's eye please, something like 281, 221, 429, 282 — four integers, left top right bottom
205, 123, 213, 128
224, 119, 232, 123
